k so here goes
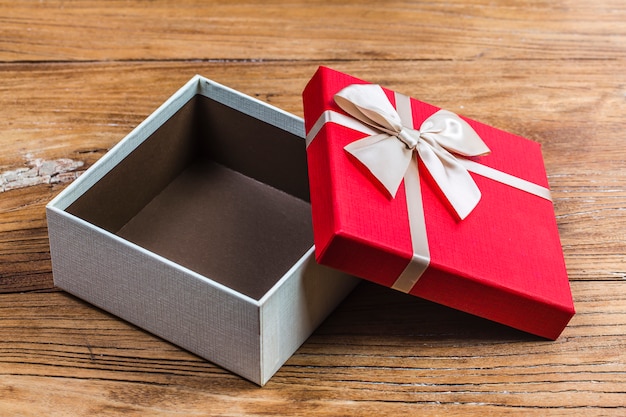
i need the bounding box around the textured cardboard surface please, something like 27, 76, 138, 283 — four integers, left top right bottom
47, 206, 263, 382
303, 67, 574, 340
117, 159, 313, 300
48, 76, 358, 385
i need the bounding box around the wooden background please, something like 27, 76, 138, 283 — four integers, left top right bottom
1, 1, 625, 415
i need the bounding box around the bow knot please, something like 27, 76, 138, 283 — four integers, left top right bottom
397, 128, 420, 150
334, 84, 491, 220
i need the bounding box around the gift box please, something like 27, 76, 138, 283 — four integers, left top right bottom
46, 75, 359, 385
303, 67, 574, 340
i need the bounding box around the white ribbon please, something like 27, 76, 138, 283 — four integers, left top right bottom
334, 84, 491, 220
305, 83, 553, 293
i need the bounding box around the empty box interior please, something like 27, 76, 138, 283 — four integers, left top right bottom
65, 95, 314, 300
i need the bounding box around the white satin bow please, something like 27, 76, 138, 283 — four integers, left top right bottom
335, 84, 491, 220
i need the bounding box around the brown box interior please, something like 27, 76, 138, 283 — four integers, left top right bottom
66, 95, 313, 300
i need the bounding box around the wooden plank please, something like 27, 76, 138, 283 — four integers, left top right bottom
0, 280, 623, 415
0, 0, 624, 414
0, 1, 625, 62
1, 60, 624, 292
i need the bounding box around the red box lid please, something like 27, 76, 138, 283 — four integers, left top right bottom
303, 66, 574, 340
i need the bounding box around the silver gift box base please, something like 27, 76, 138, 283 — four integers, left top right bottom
46, 75, 358, 386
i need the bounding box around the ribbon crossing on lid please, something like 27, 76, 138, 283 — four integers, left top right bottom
305, 82, 553, 293
334, 84, 491, 220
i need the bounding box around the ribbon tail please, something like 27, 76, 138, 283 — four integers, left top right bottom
418, 142, 481, 220
344, 134, 412, 198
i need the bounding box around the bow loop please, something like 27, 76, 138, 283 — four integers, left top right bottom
334, 84, 491, 220
334, 84, 403, 135
418, 110, 490, 157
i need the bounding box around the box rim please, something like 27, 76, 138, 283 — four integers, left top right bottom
48, 74, 305, 211
48, 74, 314, 306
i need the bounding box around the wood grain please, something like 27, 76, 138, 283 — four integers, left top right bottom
1, 1, 625, 62
0, 281, 624, 416
1, 61, 624, 291
0, 0, 625, 414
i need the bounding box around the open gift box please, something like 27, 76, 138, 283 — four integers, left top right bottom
46, 75, 358, 386
303, 67, 575, 340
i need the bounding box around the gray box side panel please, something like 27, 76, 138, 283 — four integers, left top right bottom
47, 208, 262, 384
260, 256, 359, 385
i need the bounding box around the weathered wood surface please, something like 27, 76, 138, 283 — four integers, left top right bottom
1, 1, 625, 415
0, 281, 624, 416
